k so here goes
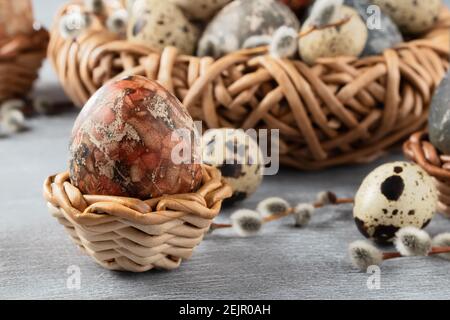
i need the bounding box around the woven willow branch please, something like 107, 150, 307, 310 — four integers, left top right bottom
48, 2, 450, 170
404, 131, 450, 219
0, 27, 48, 102
43, 165, 232, 272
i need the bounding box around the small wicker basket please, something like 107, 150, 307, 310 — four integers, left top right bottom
403, 131, 450, 219
43, 165, 232, 272
0, 27, 48, 102
48, 1, 450, 170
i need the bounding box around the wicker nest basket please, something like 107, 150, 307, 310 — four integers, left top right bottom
0, 27, 49, 102
43, 165, 232, 272
48, 1, 450, 170
403, 131, 450, 219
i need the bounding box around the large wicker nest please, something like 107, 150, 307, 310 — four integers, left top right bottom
403, 131, 450, 219
43, 165, 232, 272
0, 27, 48, 102
48, 1, 450, 170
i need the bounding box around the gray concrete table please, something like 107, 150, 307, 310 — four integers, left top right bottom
1, 0, 450, 300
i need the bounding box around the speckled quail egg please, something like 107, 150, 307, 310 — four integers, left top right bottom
127, 0, 199, 55
354, 162, 437, 244
299, 5, 368, 65
345, 0, 403, 56
197, 0, 300, 58
169, 0, 232, 22
372, 0, 441, 35
202, 128, 264, 204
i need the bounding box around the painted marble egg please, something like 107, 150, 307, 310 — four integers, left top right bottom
428, 70, 450, 154
278, 0, 314, 14
197, 0, 300, 58
202, 129, 264, 204
354, 162, 437, 244
345, 0, 403, 56
127, 0, 199, 55
372, 0, 441, 35
69, 75, 203, 199
169, 0, 232, 21
299, 5, 368, 65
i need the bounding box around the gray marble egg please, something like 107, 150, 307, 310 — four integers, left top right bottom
197, 0, 300, 58
429, 70, 450, 154
202, 129, 264, 205
169, 0, 232, 21
354, 162, 437, 244
127, 0, 199, 55
345, 0, 403, 56
372, 0, 441, 35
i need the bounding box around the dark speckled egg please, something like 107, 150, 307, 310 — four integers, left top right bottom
69, 75, 202, 199
353, 162, 437, 244
197, 0, 300, 58
202, 129, 264, 205
345, 0, 403, 56
429, 70, 450, 154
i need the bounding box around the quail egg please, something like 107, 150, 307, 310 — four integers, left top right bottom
354, 162, 437, 244
202, 128, 264, 204
372, 0, 441, 35
299, 5, 368, 65
127, 0, 199, 55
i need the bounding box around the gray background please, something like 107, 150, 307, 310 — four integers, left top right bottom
1, 0, 449, 300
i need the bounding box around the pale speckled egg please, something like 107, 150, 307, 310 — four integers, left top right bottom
197, 0, 300, 58
169, 0, 232, 21
354, 162, 437, 244
127, 0, 199, 55
299, 6, 368, 65
372, 0, 441, 35
202, 129, 264, 204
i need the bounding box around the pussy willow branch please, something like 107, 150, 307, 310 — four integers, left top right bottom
210, 196, 354, 230
235, 16, 352, 56
382, 247, 450, 260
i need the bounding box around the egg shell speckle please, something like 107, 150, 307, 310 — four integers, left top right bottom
197, 0, 300, 58
169, 0, 232, 21
372, 0, 441, 35
353, 162, 437, 244
202, 129, 264, 204
127, 0, 199, 55
299, 6, 368, 65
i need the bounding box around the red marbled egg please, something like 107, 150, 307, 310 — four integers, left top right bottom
278, 0, 313, 12
69, 75, 202, 199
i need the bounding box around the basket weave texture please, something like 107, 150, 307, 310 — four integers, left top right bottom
43, 165, 232, 272
48, 2, 450, 170
403, 131, 450, 219
0, 27, 48, 101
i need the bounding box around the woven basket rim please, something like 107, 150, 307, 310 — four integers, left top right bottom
0, 27, 48, 60
43, 164, 232, 225
403, 131, 450, 181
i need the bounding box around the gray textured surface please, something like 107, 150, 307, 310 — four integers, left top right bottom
1, 0, 450, 300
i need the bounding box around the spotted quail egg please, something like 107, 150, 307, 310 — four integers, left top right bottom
372, 0, 441, 35
299, 5, 368, 65
354, 162, 437, 244
127, 0, 199, 55
202, 128, 264, 205
169, 0, 232, 21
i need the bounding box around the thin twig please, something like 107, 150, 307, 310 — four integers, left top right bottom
234, 16, 352, 57
209, 195, 354, 231
383, 246, 450, 260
